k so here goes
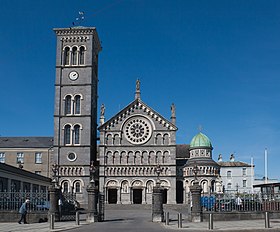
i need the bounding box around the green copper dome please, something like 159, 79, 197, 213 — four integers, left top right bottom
190, 132, 212, 148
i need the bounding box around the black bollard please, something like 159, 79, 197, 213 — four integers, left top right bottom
178, 213, 182, 228
49, 213, 54, 230
208, 213, 213, 230
165, 212, 169, 225
265, 212, 270, 228
76, 211, 80, 225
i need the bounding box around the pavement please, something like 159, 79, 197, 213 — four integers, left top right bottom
1, 205, 280, 232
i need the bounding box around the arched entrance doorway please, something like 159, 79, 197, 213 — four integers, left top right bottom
133, 189, 142, 204
162, 189, 167, 204
176, 180, 183, 203
108, 189, 117, 204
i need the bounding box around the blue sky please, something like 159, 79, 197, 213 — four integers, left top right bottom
1, 0, 280, 179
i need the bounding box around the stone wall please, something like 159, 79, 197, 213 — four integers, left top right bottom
0, 211, 48, 223
202, 211, 280, 221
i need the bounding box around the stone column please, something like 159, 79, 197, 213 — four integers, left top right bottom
189, 182, 202, 222
48, 184, 60, 222
152, 182, 164, 222
87, 180, 98, 222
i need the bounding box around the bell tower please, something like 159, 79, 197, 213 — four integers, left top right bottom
53, 27, 101, 205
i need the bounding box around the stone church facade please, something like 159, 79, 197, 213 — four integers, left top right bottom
98, 83, 178, 204
0, 26, 239, 206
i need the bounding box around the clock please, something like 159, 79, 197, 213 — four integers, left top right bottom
69, 71, 79, 81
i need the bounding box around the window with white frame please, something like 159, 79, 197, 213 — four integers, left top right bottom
63, 45, 86, 66
227, 183, 232, 189
65, 95, 72, 115
35, 152, 42, 163
17, 152, 24, 164
242, 168, 247, 176
62, 181, 69, 193
227, 170, 232, 178
74, 181, 81, 193
63, 47, 70, 65
74, 95, 81, 114
243, 179, 247, 187
73, 125, 80, 144
0, 153, 5, 163
64, 125, 71, 145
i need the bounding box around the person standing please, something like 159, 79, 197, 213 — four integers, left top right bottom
18, 199, 30, 224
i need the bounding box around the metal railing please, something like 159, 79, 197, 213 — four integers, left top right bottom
0, 191, 48, 211
201, 193, 280, 212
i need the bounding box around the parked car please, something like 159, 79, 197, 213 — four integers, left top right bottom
35, 199, 80, 212
36, 201, 50, 210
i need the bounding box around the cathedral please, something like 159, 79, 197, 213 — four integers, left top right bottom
0, 26, 230, 206
97, 80, 222, 204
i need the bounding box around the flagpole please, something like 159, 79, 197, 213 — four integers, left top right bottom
264, 148, 268, 184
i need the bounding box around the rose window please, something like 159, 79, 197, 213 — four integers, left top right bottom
124, 116, 152, 144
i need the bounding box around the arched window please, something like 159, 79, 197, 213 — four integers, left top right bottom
227, 171, 232, 178
64, 125, 71, 145
65, 95, 72, 115
72, 47, 78, 65
64, 47, 70, 65
74, 181, 81, 193
79, 46, 85, 65
73, 125, 80, 144
74, 95, 81, 114
227, 183, 232, 189
63, 181, 69, 193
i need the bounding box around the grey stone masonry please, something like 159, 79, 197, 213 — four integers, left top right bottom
52, 27, 101, 207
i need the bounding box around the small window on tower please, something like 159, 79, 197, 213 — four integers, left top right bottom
65, 95, 72, 115
72, 46, 78, 65
64, 125, 71, 145
64, 47, 70, 65
73, 125, 80, 144
79, 46, 85, 65
74, 95, 81, 114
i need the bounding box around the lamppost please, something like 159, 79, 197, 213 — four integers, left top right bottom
155, 163, 162, 185
189, 162, 202, 222
49, 162, 60, 222
89, 161, 96, 184
47, 146, 54, 178
87, 161, 98, 222
152, 163, 164, 222
52, 163, 59, 187
193, 163, 199, 183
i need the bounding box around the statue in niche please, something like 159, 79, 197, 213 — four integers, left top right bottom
147, 182, 153, 193
122, 182, 128, 193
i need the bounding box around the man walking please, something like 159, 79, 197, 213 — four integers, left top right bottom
18, 199, 30, 224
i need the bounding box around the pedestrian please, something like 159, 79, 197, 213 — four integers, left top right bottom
18, 199, 30, 224
235, 196, 243, 210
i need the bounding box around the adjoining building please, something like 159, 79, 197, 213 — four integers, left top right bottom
0, 137, 53, 178
0, 162, 51, 193
218, 154, 254, 194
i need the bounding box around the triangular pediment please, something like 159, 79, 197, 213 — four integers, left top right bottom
98, 98, 178, 131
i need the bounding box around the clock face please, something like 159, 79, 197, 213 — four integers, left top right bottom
69, 71, 79, 81
123, 116, 152, 145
